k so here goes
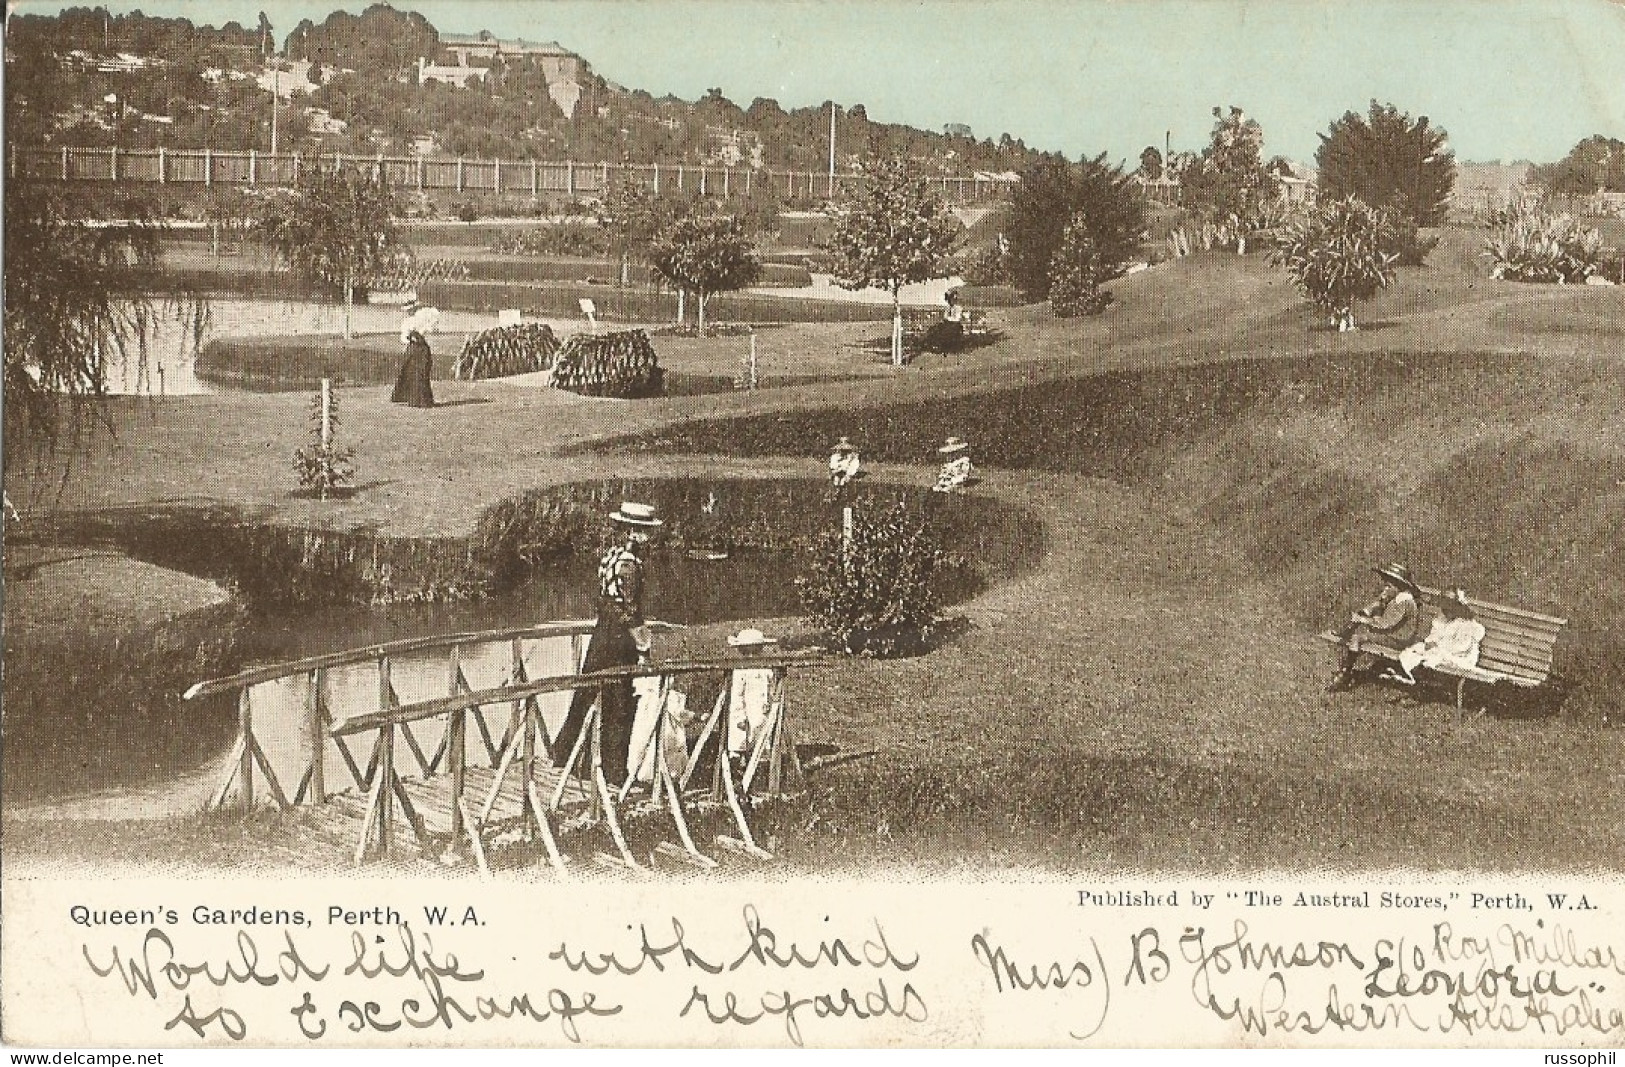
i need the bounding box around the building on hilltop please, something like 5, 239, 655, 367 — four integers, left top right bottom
420, 31, 585, 116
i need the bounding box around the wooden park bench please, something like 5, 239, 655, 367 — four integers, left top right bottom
1319, 584, 1568, 719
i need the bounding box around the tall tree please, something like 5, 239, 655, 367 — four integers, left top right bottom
3, 178, 206, 472
1180, 105, 1280, 245
254, 162, 399, 339
826, 154, 962, 365
650, 213, 760, 331
1531, 135, 1625, 197
1316, 101, 1456, 227
1005, 152, 1145, 303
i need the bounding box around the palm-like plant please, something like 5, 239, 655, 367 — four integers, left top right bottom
1482, 204, 1604, 283
1269, 196, 1401, 332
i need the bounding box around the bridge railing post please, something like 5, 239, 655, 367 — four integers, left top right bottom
238, 689, 254, 808
307, 667, 325, 803
447, 644, 466, 847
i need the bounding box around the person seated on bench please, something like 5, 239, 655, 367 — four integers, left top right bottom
829, 437, 861, 489
932, 436, 976, 493
1387, 588, 1486, 685
1327, 562, 1422, 691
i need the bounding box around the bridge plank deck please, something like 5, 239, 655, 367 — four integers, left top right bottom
297, 763, 618, 863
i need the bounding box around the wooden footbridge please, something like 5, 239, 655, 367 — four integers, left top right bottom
184, 621, 830, 873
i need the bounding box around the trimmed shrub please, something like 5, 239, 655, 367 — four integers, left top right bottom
549, 329, 664, 398
453, 323, 561, 379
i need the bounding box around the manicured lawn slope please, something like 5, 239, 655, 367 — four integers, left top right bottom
8, 226, 1623, 874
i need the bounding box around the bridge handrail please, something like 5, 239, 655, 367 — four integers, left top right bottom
331, 653, 835, 736
182, 619, 686, 699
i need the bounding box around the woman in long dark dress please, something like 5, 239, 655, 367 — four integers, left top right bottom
553, 501, 663, 786
391, 305, 436, 407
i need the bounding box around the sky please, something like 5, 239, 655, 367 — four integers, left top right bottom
20, 0, 1625, 164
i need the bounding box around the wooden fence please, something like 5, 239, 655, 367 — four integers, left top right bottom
11, 147, 1014, 204
184, 619, 828, 872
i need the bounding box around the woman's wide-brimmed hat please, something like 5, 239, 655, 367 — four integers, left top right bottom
938, 436, 969, 454
610, 501, 664, 528
1374, 562, 1418, 592
1440, 587, 1474, 613
727, 627, 778, 649
832, 436, 856, 452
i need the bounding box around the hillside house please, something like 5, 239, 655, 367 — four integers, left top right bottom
420, 31, 585, 116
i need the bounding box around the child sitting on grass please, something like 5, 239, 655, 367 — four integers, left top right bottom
932, 436, 975, 493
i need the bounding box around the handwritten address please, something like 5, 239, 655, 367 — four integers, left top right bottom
973, 916, 1625, 1040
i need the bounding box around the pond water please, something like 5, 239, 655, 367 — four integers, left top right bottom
105, 298, 582, 396
243, 549, 813, 664
10, 477, 1028, 802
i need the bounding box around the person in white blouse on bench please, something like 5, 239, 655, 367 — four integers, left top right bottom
1390, 588, 1486, 685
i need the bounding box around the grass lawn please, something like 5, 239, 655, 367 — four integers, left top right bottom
7, 223, 1623, 877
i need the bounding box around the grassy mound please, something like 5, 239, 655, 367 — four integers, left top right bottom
583, 242, 1625, 725
2, 551, 247, 799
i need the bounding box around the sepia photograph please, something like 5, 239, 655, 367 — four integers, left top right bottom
2, 0, 1622, 1051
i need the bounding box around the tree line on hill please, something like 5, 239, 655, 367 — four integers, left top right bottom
1531, 136, 1625, 196
4, 3, 1045, 175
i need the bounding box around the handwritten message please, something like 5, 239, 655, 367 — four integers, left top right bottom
74, 905, 922, 1046
11, 880, 1622, 1047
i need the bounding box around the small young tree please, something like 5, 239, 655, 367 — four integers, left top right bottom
1005, 153, 1145, 302
825, 153, 961, 366
596, 171, 670, 288
1047, 214, 1113, 317
1269, 195, 1400, 331
649, 213, 759, 331
254, 161, 398, 339
292, 379, 355, 499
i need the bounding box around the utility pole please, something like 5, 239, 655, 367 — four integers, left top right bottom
827, 101, 836, 198
270, 66, 279, 156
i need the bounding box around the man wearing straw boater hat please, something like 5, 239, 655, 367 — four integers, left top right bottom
1328, 562, 1423, 691
553, 501, 663, 785
932, 436, 974, 493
